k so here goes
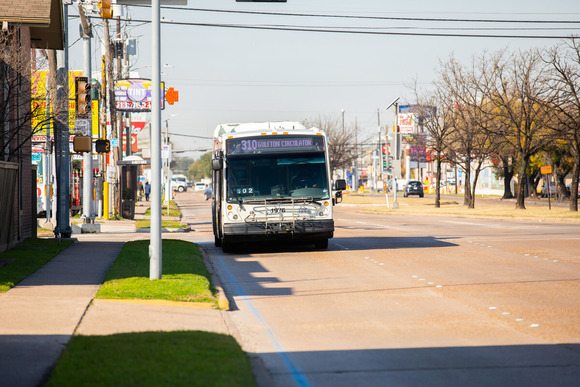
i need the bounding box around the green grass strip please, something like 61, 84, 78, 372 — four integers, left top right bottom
96, 239, 216, 304
0, 237, 74, 293
47, 331, 256, 387
134, 220, 187, 230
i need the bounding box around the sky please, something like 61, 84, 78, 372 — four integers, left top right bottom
67, 0, 580, 158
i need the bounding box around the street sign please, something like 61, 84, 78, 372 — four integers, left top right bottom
75, 119, 90, 136
541, 166, 552, 174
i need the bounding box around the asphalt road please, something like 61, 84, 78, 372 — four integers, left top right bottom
177, 191, 580, 387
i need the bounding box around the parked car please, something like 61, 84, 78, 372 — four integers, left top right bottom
204, 185, 213, 200
195, 182, 206, 192
403, 180, 424, 197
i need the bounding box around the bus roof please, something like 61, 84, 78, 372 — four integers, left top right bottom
213, 121, 309, 138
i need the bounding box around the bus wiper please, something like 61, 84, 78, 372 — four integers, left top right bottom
230, 190, 244, 205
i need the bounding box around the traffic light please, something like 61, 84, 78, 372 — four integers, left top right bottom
75, 77, 91, 118
95, 139, 111, 153
99, 0, 113, 19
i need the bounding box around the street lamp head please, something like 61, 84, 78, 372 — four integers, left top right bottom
386, 97, 400, 110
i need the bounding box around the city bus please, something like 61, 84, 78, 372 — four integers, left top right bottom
211, 122, 346, 252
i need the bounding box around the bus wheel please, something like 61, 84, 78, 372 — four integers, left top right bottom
214, 235, 222, 247
314, 238, 328, 249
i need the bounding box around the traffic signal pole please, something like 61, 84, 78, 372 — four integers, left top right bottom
54, 2, 71, 238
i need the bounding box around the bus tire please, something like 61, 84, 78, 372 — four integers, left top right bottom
314, 238, 328, 249
214, 235, 222, 247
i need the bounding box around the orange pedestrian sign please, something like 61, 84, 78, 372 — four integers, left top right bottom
165, 87, 179, 105
540, 166, 552, 174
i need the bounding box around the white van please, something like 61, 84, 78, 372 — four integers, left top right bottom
194, 182, 206, 191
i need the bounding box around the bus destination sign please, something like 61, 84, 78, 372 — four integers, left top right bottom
227, 136, 324, 155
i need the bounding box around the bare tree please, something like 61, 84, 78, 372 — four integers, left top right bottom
479, 49, 553, 209
544, 37, 580, 211
0, 27, 49, 161
490, 143, 517, 199
303, 115, 357, 175
411, 88, 454, 208
437, 54, 500, 208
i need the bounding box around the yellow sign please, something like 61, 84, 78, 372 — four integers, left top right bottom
31, 71, 98, 136
540, 166, 552, 174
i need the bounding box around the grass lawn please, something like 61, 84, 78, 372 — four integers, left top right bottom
0, 237, 74, 293
144, 200, 182, 218
96, 239, 217, 304
134, 220, 188, 230
47, 331, 256, 387
341, 192, 580, 222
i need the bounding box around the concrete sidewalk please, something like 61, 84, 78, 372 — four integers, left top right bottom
0, 201, 232, 387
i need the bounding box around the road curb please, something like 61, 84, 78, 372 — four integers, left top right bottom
197, 245, 230, 311
94, 298, 218, 309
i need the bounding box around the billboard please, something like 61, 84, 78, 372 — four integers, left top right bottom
398, 113, 416, 134
114, 79, 165, 112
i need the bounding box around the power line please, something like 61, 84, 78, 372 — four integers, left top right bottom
118, 17, 579, 39
130, 5, 580, 24
169, 133, 212, 140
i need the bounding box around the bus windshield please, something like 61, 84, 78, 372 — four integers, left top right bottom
226, 154, 329, 202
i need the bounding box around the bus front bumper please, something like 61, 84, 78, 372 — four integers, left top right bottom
223, 219, 334, 242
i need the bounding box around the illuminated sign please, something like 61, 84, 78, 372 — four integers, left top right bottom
226, 136, 324, 155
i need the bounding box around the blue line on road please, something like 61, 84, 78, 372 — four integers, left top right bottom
215, 249, 313, 387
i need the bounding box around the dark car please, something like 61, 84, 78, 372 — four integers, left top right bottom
204, 185, 213, 200
404, 180, 424, 197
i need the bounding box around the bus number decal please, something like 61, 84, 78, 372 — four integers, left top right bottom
235, 187, 253, 195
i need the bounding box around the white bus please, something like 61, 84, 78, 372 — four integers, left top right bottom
211, 122, 346, 252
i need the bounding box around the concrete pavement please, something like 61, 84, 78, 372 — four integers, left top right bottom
0, 201, 232, 387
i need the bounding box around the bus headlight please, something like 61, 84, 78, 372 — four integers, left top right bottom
227, 211, 239, 221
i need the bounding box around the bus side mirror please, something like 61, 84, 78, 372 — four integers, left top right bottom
212, 158, 223, 171
333, 179, 346, 205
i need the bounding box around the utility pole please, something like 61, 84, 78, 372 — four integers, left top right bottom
354, 117, 358, 191
54, 1, 71, 238
78, 4, 93, 222
387, 97, 400, 209
116, 16, 125, 160
376, 108, 381, 192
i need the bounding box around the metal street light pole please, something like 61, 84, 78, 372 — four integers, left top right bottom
150, 0, 162, 280
386, 97, 400, 209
